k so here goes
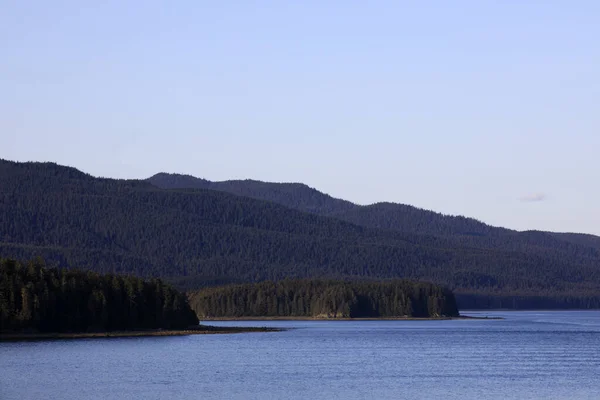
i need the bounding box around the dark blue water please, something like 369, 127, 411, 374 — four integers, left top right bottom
2, 311, 600, 400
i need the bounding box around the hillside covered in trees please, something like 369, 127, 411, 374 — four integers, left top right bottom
0, 258, 199, 333
147, 173, 506, 236
188, 280, 459, 318
149, 173, 600, 249
2, 159, 600, 309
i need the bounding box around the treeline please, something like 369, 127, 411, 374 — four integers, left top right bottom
456, 293, 600, 310
148, 173, 505, 236
0, 259, 198, 333
188, 280, 459, 318
148, 173, 357, 215
149, 173, 600, 253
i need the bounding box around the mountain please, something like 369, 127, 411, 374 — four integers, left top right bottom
155, 174, 592, 280
148, 173, 600, 276
147, 173, 356, 215
550, 232, 600, 251
150, 174, 600, 248
147, 173, 500, 236
1, 159, 600, 309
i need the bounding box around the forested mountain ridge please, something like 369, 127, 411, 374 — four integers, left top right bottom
549, 232, 600, 251
147, 172, 496, 236
149, 174, 600, 253
2, 159, 600, 309
147, 172, 356, 215
148, 173, 600, 261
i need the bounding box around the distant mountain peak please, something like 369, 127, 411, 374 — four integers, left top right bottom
147, 172, 356, 214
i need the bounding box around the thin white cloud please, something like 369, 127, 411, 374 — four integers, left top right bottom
519, 193, 547, 202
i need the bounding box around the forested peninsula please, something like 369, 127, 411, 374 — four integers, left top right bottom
0, 258, 199, 335
188, 280, 460, 319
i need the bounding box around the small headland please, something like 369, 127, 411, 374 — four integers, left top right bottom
457, 314, 504, 320
0, 259, 283, 342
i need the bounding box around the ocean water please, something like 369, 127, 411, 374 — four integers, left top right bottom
1, 311, 600, 400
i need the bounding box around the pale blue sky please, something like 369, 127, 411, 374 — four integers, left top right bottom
2, 1, 599, 234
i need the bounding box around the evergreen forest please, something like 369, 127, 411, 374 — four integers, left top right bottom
2, 159, 600, 309
188, 280, 459, 318
0, 258, 199, 333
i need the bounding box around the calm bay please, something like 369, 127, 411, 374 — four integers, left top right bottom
2, 311, 600, 400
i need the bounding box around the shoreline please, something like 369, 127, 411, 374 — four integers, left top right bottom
461, 308, 600, 312
1, 315, 505, 341
0, 326, 283, 342
201, 315, 502, 321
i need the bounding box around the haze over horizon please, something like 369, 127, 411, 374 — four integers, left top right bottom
2, 2, 599, 235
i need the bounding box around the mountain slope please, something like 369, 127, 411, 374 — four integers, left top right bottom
330, 201, 508, 236
148, 173, 513, 236
550, 232, 600, 251
2, 160, 600, 309
147, 173, 356, 215
148, 173, 600, 265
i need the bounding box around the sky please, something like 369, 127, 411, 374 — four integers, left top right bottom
1, 1, 599, 235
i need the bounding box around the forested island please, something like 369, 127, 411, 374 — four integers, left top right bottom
188, 280, 460, 319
